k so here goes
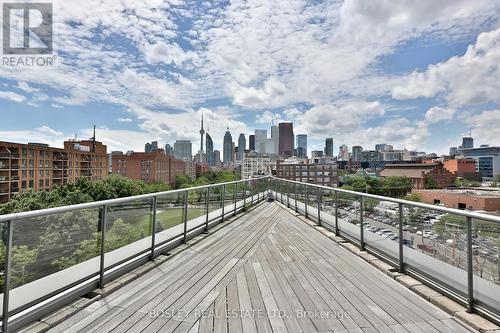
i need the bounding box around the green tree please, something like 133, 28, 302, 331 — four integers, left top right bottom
424, 174, 437, 189
402, 192, 421, 202
11, 246, 38, 287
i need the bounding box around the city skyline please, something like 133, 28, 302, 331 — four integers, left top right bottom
0, 2, 500, 155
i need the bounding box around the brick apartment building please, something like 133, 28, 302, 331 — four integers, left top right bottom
423, 158, 480, 181
112, 150, 185, 185
276, 161, 339, 187
0, 140, 108, 203
379, 163, 456, 189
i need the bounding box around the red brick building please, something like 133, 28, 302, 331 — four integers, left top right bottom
112, 150, 185, 185
0, 140, 108, 203
379, 163, 456, 189
416, 189, 500, 212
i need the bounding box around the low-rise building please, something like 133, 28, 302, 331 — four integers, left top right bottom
0, 139, 108, 203
415, 189, 500, 212
379, 163, 456, 189
112, 150, 185, 185
184, 160, 197, 180
240, 152, 271, 179
276, 161, 339, 187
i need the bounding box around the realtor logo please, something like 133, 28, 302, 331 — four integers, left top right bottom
3, 2, 53, 54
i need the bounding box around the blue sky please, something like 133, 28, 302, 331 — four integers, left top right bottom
1, 0, 500, 156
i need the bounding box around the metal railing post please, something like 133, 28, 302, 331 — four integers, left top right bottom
98, 205, 107, 288
398, 203, 404, 273
335, 190, 339, 236
183, 191, 188, 243
233, 183, 237, 216
243, 181, 247, 209
317, 187, 322, 225
294, 183, 298, 213
205, 187, 210, 233
304, 185, 309, 218
221, 185, 226, 222
359, 196, 365, 251
2, 220, 13, 333
150, 197, 157, 261
466, 216, 474, 313
287, 182, 290, 208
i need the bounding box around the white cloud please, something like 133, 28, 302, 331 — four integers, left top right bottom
0, 126, 64, 146
117, 117, 133, 123
230, 77, 287, 108
393, 28, 500, 106
255, 111, 281, 124
144, 42, 197, 66
424, 107, 456, 123
0, 91, 26, 103
466, 110, 500, 146
16, 82, 39, 93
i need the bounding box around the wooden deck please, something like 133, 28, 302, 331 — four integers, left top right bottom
48, 202, 477, 333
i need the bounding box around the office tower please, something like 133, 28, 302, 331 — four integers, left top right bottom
324, 138, 334, 157
206, 133, 214, 166
461, 137, 474, 149
352, 146, 363, 162
164, 144, 174, 156
375, 143, 388, 152
449, 147, 458, 156
338, 145, 349, 161
174, 140, 192, 161
296, 134, 307, 158
254, 130, 267, 153
145, 141, 158, 153
237, 134, 246, 161
270, 125, 279, 155
213, 150, 221, 166
249, 135, 255, 151
223, 128, 233, 163
278, 122, 294, 157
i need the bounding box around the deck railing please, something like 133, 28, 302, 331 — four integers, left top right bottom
0, 177, 270, 332
270, 177, 500, 325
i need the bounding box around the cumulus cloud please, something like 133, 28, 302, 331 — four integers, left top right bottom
424, 107, 456, 123
467, 110, 500, 146
0, 91, 26, 103
230, 77, 287, 108
0, 126, 64, 146
393, 28, 500, 106
144, 42, 197, 66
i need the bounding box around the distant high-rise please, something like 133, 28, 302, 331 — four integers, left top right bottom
449, 147, 458, 156
278, 122, 294, 157
352, 146, 363, 162
296, 134, 307, 158
174, 140, 192, 160
311, 150, 323, 159
270, 125, 279, 155
324, 138, 334, 157
213, 150, 221, 166
223, 128, 233, 163
206, 133, 214, 166
254, 130, 267, 153
375, 143, 388, 152
145, 141, 158, 152
338, 145, 349, 161
249, 135, 255, 151
165, 144, 174, 156
237, 133, 246, 160
461, 137, 474, 149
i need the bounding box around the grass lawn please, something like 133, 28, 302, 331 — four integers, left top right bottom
132, 207, 206, 236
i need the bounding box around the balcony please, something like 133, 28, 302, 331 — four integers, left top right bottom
0, 178, 498, 333
0, 153, 19, 159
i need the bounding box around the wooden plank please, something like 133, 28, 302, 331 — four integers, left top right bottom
235, 269, 258, 333
198, 302, 215, 333
227, 278, 243, 333
213, 289, 227, 333
243, 262, 273, 333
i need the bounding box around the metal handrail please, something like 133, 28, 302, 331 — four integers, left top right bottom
0, 176, 270, 222
271, 177, 500, 225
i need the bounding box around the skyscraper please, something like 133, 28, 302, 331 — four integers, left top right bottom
270, 125, 279, 155
278, 122, 294, 157
145, 141, 158, 152
223, 128, 233, 163
338, 145, 349, 161
174, 140, 192, 160
352, 145, 363, 162
237, 133, 246, 160
324, 138, 333, 157
254, 130, 267, 153
206, 133, 214, 166
164, 144, 174, 156
375, 143, 388, 152
296, 134, 307, 158
249, 135, 255, 151
461, 136, 474, 149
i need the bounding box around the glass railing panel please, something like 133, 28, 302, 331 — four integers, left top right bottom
403, 208, 469, 296
155, 192, 186, 246
185, 188, 207, 224
235, 182, 245, 209
3, 208, 100, 314
471, 217, 500, 311
104, 199, 153, 268
362, 198, 399, 260
335, 191, 362, 242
